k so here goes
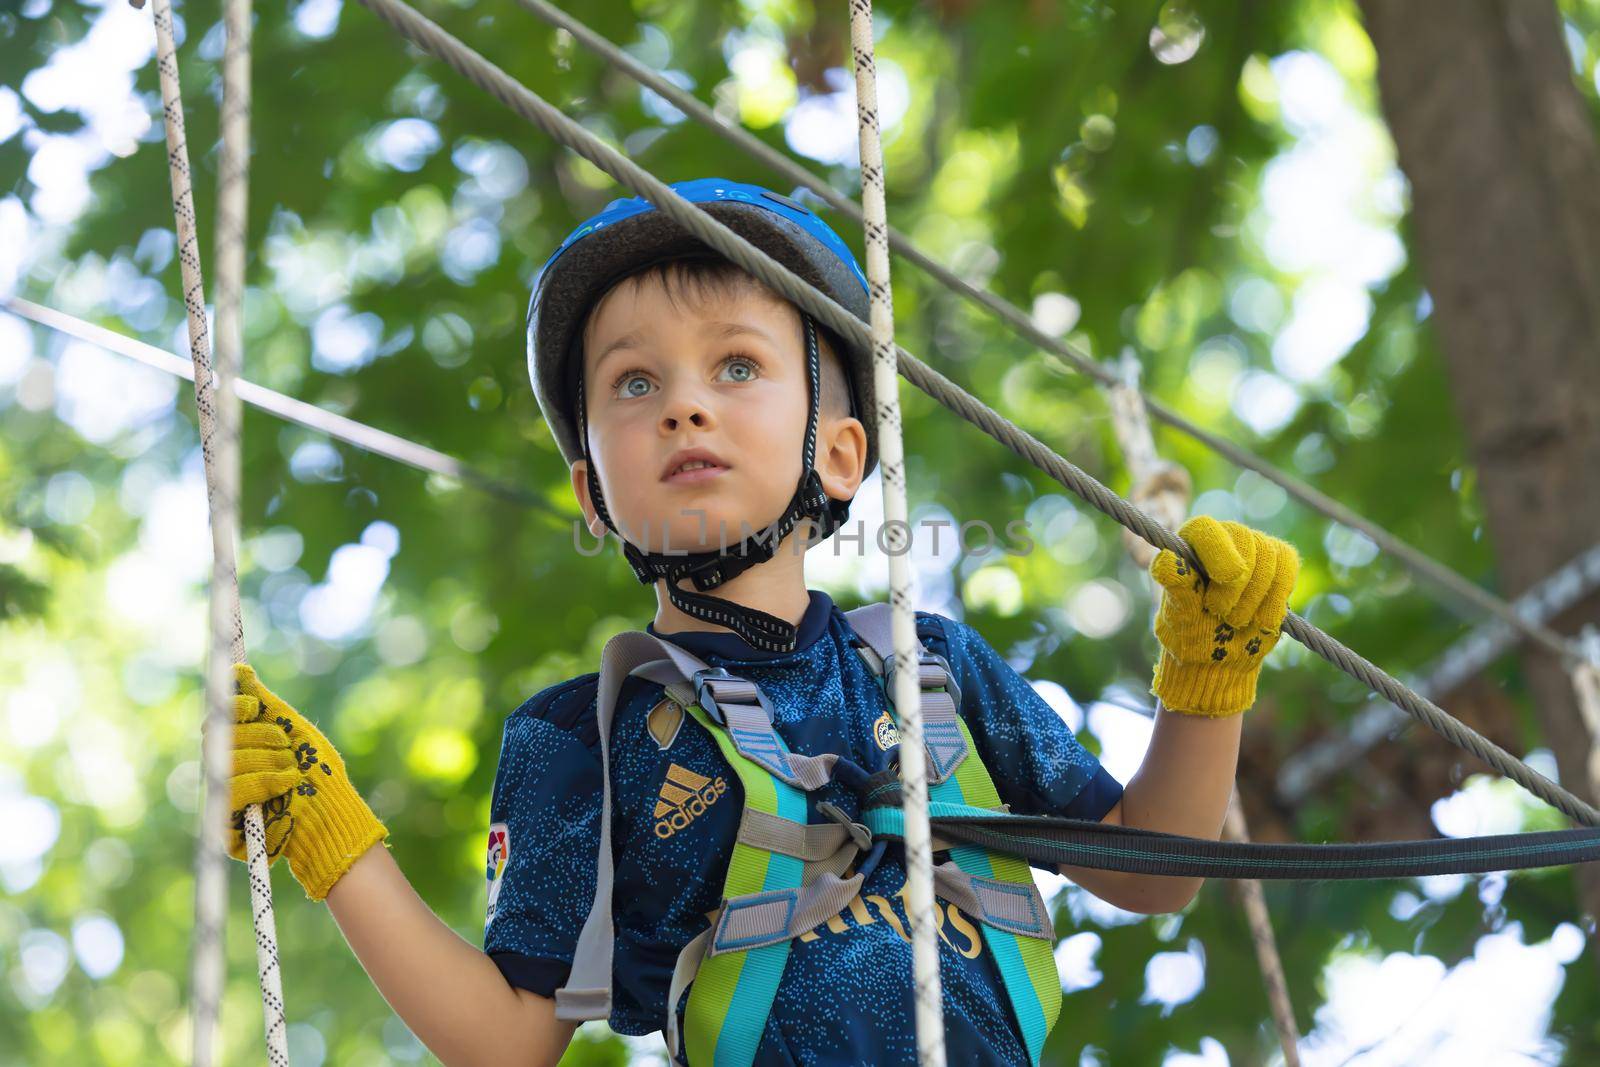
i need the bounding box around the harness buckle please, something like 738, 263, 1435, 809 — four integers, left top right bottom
882, 648, 962, 714
692, 666, 776, 727
817, 800, 873, 853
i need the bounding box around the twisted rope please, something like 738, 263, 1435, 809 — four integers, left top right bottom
1279, 542, 1600, 802
141, 0, 290, 1062
846, 2, 946, 1064
1107, 350, 1189, 568
508, 0, 1577, 667
347, 0, 1600, 830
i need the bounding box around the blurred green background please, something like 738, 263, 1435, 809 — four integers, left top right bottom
3, 0, 1600, 1063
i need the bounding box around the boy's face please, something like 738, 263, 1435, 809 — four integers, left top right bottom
571, 273, 865, 555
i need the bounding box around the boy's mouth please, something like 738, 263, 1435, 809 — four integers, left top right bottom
661, 448, 731, 484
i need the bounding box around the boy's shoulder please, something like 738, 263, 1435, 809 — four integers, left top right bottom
882, 606, 967, 663
903, 608, 1005, 675
505, 669, 674, 752
911, 607, 956, 646
838, 601, 954, 643
506, 672, 602, 751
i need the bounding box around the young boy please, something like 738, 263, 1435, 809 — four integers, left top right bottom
226, 178, 1298, 1066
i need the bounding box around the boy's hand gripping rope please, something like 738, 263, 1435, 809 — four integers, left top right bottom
1150, 517, 1301, 718
227, 665, 391, 901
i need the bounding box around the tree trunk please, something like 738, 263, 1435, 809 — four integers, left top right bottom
1358, 0, 1600, 971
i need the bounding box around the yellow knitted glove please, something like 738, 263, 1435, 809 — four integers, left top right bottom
225, 663, 389, 901
1150, 516, 1300, 717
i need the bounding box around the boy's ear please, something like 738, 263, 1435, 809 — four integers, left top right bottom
570, 459, 607, 537
816, 413, 868, 502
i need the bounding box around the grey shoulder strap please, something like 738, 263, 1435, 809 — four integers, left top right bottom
555, 630, 837, 1021
844, 602, 969, 783
843, 601, 893, 668
555, 630, 713, 1021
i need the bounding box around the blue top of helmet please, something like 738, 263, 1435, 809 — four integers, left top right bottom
537, 177, 869, 296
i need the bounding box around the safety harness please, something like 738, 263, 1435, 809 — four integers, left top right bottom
556, 603, 1600, 1066
556, 602, 1061, 1066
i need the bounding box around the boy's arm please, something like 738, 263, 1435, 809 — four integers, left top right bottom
326, 843, 579, 1067
225, 666, 582, 1067
1057, 702, 1243, 915
1060, 517, 1297, 916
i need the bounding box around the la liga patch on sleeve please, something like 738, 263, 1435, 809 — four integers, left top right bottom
485, 822, 509, 926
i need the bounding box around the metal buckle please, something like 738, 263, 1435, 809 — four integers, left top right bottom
693, 667, 734, 725
882, 649, 961, 713
692, 666, 777, 727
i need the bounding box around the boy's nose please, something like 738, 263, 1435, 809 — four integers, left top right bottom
660, 389, 714, 432
663, 409, 707, 430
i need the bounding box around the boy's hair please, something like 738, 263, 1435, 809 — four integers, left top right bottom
580, 257, 854, 422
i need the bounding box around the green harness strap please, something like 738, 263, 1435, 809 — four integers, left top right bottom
681, 701, 807, 1067
871, 698, 1063, 1065
844, 603, 1065, 1067
672, 649, 1060, 1066
930, 717, 1061, 1064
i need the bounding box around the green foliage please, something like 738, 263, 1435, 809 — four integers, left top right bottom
3, 0, 1599, 1063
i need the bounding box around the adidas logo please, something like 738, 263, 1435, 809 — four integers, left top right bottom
653, 763, 729, 839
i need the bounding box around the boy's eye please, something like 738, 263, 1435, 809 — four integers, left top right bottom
615, 373, 652, 399
719, 356, 759, 382
611, 355, 759, 399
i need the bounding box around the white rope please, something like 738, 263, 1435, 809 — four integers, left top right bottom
141, 0, 290, 1062
181, 0, 234, 1049
200, 8, 251, 1056
215, 0, 292, 1062
845, 2, 945, 1063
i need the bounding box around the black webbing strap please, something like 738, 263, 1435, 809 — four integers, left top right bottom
860, 780, 1600, 880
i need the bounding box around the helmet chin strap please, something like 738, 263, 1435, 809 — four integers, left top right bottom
578, 314, 852, 653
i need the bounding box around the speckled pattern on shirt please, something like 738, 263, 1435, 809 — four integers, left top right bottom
482, 590, 1123, 1066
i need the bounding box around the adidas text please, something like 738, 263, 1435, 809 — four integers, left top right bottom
654, 763, 729, 838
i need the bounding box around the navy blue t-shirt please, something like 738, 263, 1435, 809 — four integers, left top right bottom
481, 590, 1123, 1065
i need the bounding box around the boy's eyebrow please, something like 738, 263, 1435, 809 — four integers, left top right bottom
591, 321, 780, 374
705, 320, 780, 348
592, 329, 645, 374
